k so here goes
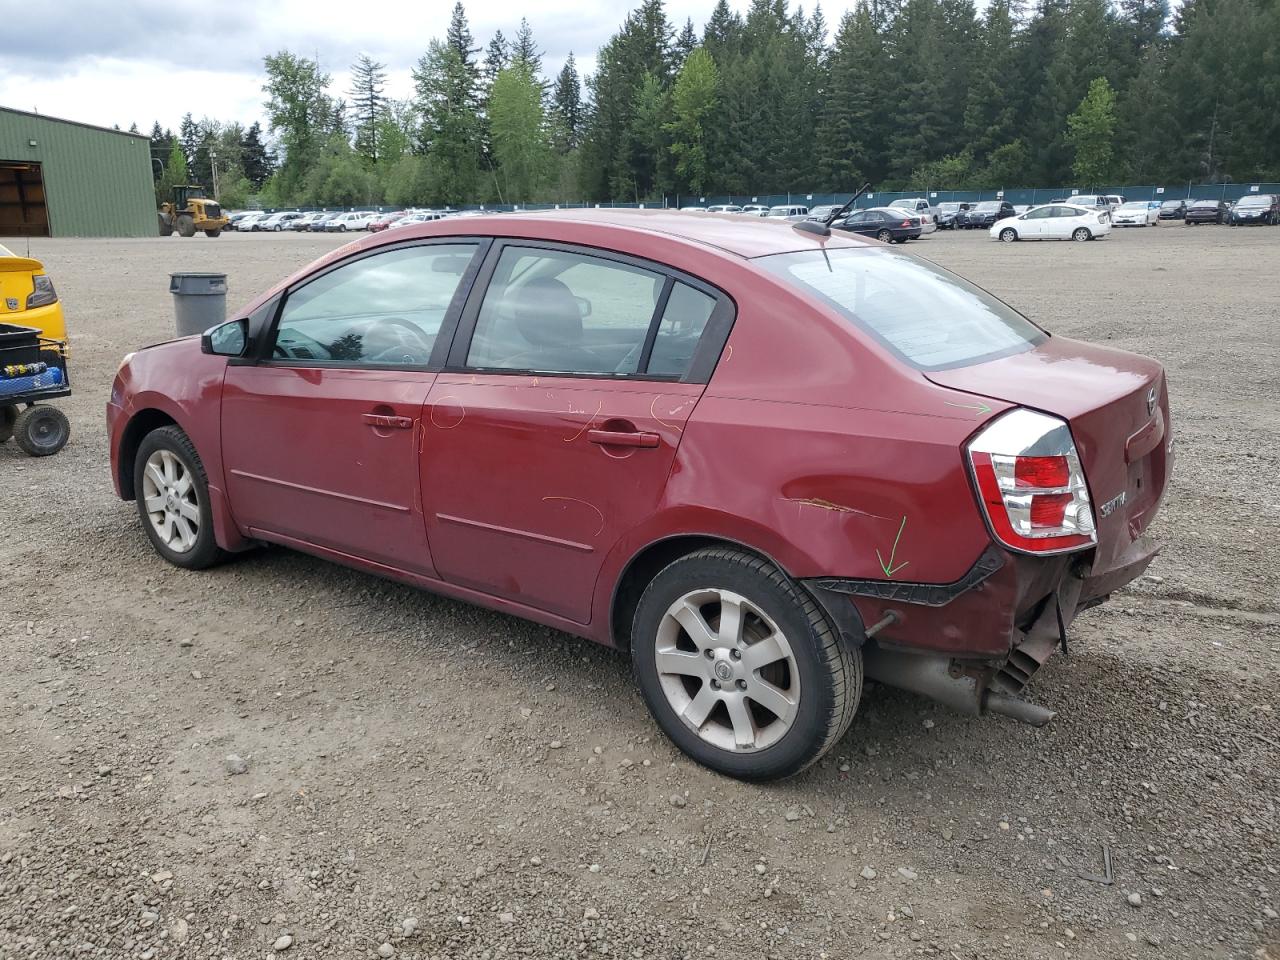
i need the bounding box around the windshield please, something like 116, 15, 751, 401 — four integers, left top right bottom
1236, 196, 1267, 207
938, 203, 960, 212
759, 247, 1046, 371
1160, 200, 1182, 208
1190, 200, 1217, 208
1119, 202, 1147, 211
974, 202, 1000, 211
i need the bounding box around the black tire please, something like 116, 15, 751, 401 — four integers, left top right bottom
133, 425, 226, 569
339, 224, 348, 232
631, 547, 861, 781
177, 215, 196, 238
13, 405, 70, 456
0, 404, 16, 444
1072, 227, 1092, 241
205, 228, 221, 238
875, 229, 892, 243
999, 227, 1018, 243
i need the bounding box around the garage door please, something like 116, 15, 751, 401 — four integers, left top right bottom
0, 161, 50, 237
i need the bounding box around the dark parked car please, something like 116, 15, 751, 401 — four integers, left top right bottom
934, 201, 971, 229
107, 210, 1170, 781
308, 213, 339, 232
964, 200, 1017, 229
1229, 194, 1280, 225
1157, 199, 1187, 220
832, 207, 923, 243
1184, 199, 1228, 224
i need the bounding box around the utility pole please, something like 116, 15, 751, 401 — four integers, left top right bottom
210, 151, 220, 200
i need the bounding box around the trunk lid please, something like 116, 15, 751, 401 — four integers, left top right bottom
927, 335, 1171, 572
0, 256, 38, 316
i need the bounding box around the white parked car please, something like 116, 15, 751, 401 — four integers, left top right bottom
706, 204, 743, 214
989, 203, 1112, 242
258, 211, 305, 232
324, 211, 379, 232
390, 211, 448, 229
679, 206, 707, 212
1111, 201, 1160, 227
766, 204, 810, 221
888, 198, 938, 234
235, 212, 268, 232
290, 212, 330, 231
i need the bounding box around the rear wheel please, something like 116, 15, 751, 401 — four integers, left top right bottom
133, 425, 226, 569
205, 228, 221, 238
0, 404, 16, 443
999, 227, 1018, 243
1072, 227, 1092, 241
876, 229, 893, 243
177, 215, 196, 238
13, 405, 70, 456
631, 548, 861, 781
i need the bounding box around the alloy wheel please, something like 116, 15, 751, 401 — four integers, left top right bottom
141, 449, 200, 553
654, 588, 801, 753
1072, 228, 1091, 241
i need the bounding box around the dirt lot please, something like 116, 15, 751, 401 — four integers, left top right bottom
1, 224, 1277, 960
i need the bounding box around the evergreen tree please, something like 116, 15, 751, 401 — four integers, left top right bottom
482, 31, 510, 88
412, 39, 482, 204
240, 122, 274, 188
350, 54, 388, 163
512, 18, 543, 77
551, 54, 584, 150
447, 2, 480, 76
674, 18, 699, 65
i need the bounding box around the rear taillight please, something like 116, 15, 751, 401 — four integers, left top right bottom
26, 275, 57, 309
901, 219, 912, 228
967, 408, 1096, 554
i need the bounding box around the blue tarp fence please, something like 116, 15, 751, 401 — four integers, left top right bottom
248, 182, 1280, 215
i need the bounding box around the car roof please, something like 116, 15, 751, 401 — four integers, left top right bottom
402, 208, 872, 259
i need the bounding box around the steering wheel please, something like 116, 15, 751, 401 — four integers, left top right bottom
362, 317, 436, 364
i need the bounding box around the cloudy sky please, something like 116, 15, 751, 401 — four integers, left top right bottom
1, 0, 863, 137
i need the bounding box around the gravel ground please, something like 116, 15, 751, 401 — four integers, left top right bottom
1, 224, 1277, 960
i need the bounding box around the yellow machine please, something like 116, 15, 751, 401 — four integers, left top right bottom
158, 185, 229, 238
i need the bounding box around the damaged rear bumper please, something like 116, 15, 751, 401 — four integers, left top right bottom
802, 535, 1160, 723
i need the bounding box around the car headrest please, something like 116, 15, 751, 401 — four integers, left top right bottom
514, 277, 582, 348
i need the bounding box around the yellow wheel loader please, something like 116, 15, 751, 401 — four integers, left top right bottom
158, 185, 229, 238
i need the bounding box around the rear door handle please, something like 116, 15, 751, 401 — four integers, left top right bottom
586, 429, 660, 448
362, 413, 414, 430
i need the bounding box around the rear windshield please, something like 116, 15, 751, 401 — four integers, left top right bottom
760, 247, 1046, 371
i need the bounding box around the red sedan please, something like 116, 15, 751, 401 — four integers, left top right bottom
366, 211, 406, 233
107, 211, 1171, 780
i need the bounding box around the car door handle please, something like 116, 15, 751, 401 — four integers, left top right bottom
586, 429, 660, 448
362, 413, 414, 430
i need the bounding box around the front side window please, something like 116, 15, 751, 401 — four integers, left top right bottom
1025, 207, 1053, 220
272, 243, 478, 366
466, 247, 664, 376
759, 247, 1046, 371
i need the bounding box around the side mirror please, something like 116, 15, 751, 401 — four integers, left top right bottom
574, 296, 593, 319
202, 317, 249, 357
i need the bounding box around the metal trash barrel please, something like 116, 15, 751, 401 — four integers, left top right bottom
169, 272, 228, 337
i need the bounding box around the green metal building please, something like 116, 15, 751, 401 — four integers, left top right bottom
0, 106, 155, 238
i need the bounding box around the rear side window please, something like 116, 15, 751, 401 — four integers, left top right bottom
759, 248, 1046, 371
649, 283, 715, 377
466, 247, 663, 375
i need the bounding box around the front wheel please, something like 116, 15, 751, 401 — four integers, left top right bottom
1072, 227, 1092, 241
205, 228, 221, 238
133, 426, 226, 569
876, 229, 892, 243
999, 227, 1018, 243
631, 548, 861, 781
